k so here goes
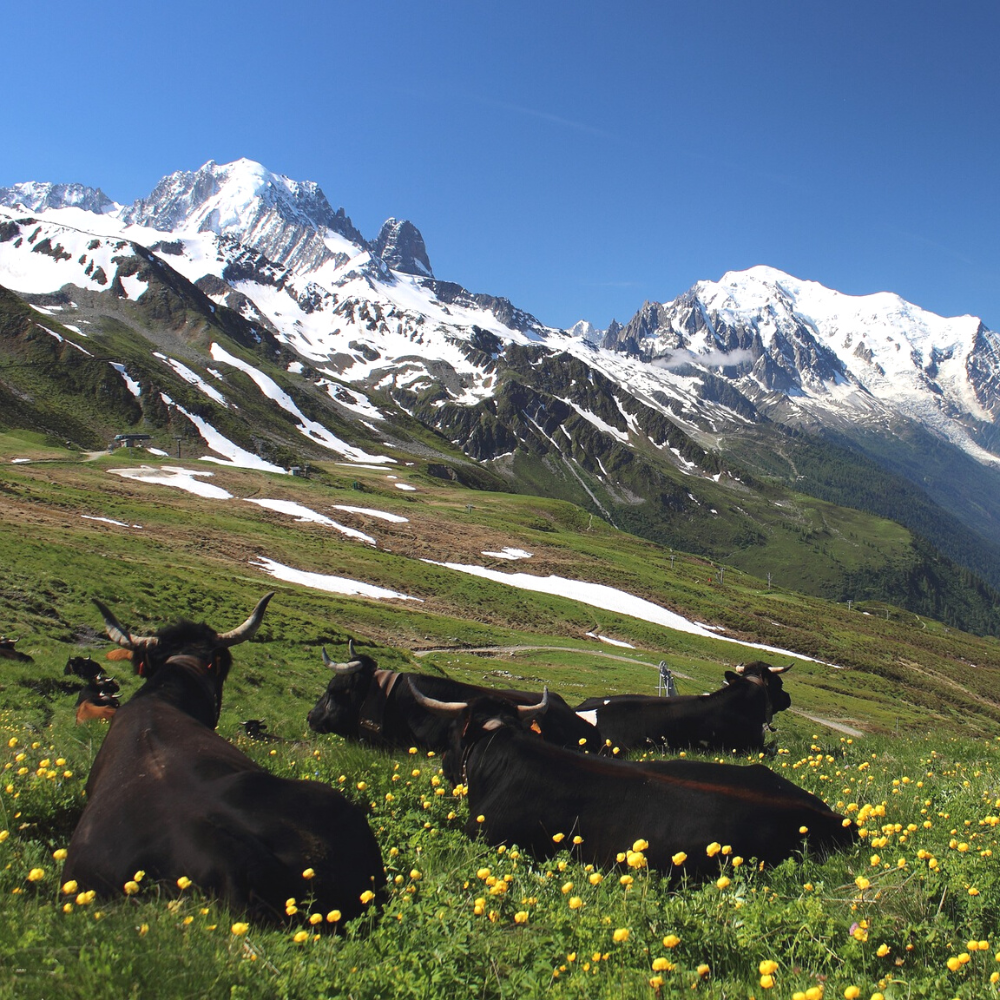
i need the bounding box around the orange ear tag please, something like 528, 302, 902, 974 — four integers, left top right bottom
530, 720, 542, 734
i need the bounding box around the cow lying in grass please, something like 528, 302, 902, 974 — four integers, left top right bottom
308, 641, 602, 752
63, 594, 386, 927
65, 656, 120, 724
411, 682, 856, 878
575, 661, 792, 754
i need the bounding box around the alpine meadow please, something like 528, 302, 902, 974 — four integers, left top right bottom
2, 155, 1000, 999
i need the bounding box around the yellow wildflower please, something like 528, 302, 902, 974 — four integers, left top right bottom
231, 922, 249, 935
613, 928, 630, 943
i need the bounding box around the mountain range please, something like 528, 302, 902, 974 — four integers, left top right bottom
2, 158, 1000, 634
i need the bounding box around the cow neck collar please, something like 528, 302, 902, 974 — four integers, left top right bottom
741, 672, 766, 689
358, 669, 401, 742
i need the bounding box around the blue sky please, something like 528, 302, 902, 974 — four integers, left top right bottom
2, 1, 997, 332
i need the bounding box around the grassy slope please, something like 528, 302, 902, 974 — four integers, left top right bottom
1, 442, 999, 740
3, 445, 1000, 997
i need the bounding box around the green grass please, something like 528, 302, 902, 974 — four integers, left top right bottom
3, 450, 1000, 996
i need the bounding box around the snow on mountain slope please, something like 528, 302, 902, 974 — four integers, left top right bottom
3, 159, 999, 477
608, 264, 1000, 465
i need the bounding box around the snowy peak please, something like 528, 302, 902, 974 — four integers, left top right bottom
121, 158, 355, 238
612, 265, 1000, 457
119, 158, 367, 273
0, 181, 117, 215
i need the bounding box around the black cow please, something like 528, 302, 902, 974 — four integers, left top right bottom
411, 683, 856, 877
65, 656, 120, 724
307, 641, 602, 752
63, 594, 386, 927
575, 661, 792, 754
0, 635, 32, 663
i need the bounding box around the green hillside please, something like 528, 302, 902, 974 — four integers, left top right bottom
2, 443, 1000, 997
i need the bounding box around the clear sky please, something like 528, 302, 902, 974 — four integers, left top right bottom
2, 1, 997, 332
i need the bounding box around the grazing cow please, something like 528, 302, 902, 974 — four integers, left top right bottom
411, 683, 856, 877
65, 656, 120, 724
63, 594, 386, 927
307, 641, 602, 752
575, 661, 792, 754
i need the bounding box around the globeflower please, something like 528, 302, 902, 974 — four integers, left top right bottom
706, 841, 722, 857
360, 890, 375, 904
716, 875, 731, 889
671, 851, 687, 866
26, 868, 45, 882
231, 922, 249, 936
123, 880, 139, 895
613, 928, 630, 943
176, 876, 192, 890
651, 957, 674, 972
663, 934, 680, 948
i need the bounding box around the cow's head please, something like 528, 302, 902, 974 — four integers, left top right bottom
725, 661, 793, 723
307, 641, 380, 736
407, 680, 549, 786
93, 593, 274, 681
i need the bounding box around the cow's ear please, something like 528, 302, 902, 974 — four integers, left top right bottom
724, 671, 741, 685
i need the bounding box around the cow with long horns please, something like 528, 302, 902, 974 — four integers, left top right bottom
575, 660, 793, 754
307, 640, 602, 753
410, 681, 856, 877
63, 594, 386, 927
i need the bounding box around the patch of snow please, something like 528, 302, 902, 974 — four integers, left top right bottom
395, 483, 417, 491
155, 353, 228, 406
585, 632, 635, 648
482, 547, 533, 560
424, 560, 828, 663
81, 515, 142, 528
108, 464, 234, 499
251, 556, 422, 601
244, 498, 375, 544
110, 362, 142, 397
162, 395, 287, 473
333, 505, 409, 523
209, 343, 395, 464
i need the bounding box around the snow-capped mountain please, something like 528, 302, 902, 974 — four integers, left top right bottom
3, 157, 1000, 614
605, 265, 1000, 463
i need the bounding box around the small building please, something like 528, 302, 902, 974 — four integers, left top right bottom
109, 433, 152, 452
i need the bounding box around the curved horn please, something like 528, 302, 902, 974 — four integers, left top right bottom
93, 598, 157, 651
217, 592, 275, 647
321, 646, 367, 675
517, 687, 550, 718
768, 663, 793, 674
407, 678, 467, 718
732, 663, 746, 674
